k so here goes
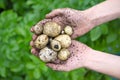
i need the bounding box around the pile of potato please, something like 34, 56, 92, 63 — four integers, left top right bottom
33, 21, 73, 63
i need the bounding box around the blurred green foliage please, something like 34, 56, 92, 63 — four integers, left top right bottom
0, 0, 120, 80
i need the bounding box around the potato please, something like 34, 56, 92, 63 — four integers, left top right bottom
43, 22, 61, 37
31, 21, 74, 63
51, 40, 61, 51
58, 49, 70, 60
34, 34, 48, 49
55, 34, 71, 48
34, 23, 43, 34
64, 26, 73, 35
39, 47, 57, 62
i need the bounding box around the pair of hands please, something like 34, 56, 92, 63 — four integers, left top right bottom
30, 8, 95, 71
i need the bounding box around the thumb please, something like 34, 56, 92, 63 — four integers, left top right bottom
46, 9, 64, 19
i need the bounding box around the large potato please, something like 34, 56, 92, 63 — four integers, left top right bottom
43, 22, 61, 37
34, 34, 48, 49
55, 34, 71, 48
39, 47, 57, 62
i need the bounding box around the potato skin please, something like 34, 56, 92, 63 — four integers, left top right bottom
39, 47, 57, 62
64, 26, 73, 35
58, 49, 70, 60
34, 23, 43, 34
43, 22, 61, 37
55, 34, 71, 48
51, 40, 61, 51
34, 34, 48, 49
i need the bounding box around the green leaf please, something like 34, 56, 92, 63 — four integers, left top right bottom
12, 76, 23, 80
100, 24, 108, 35
26, 62, 36, 69
90, 27, 102, 41
0, 0, 5, 9
11, 64, 24, 72
29, 55, 40, 64
0, 10, 18, 23
0, 67, 6, 77
15, 27, 27, 37
33, 68, 41, 79
83, 0, 91, 6
106, 34, 117, 43
39, 62, 48, 72
26, 0, 35, 5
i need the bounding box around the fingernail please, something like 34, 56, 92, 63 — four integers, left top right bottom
30, 41, 34, 47
31, 48, 35, 54
30, 27, 34, 32
32, 35, 37, 41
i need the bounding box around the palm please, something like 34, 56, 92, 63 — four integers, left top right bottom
47, 40, 90, 71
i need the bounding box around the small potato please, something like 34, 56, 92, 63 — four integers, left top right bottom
51, 40, 61, 51
43, 22, 61, 37
34, 23, 43, 34
34, 34, 48, 49
55, 34, 71, 48
64, 26, 73, 35
58, 49, 70, 60
39, 47, 57, 62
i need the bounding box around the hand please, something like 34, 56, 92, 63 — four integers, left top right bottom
30, 32, 92, 71
30, 8, 94, 71
30, 26, 93, 71
46, 8, 94, 38
47, 40, 92, 71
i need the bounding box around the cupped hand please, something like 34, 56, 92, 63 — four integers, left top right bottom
30, 8, 94, 71
46, 8, 94, 38
47, 40, 92, 71
30, 34, 92, 71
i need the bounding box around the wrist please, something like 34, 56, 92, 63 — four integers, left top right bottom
83, 9, 96, 27
83, 0, 120, 26
83, 49, 98, 68
83, 49, 120, 78
82, 47, 95, 68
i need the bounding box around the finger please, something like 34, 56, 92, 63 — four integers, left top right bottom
69, 26, 84, 39
71, 27, 85, 39
30, 40, 34, 47
30, 26, 34, 33
46, 9, 64, 19
31, 48, 39, 56
47, 63, 69, 71
31, 48, 36, 54
32, 19, 52, 34
32, 34, 38, 41
52, 59, 61, 64
39, 19, 51, 25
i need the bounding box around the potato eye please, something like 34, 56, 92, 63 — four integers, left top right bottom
54, 45, 59, 49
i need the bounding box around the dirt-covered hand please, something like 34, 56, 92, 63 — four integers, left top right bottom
30, 8, 94, 71
47, 40, 92, 71
30, 34, 92, 71
46, 8, 94, 38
